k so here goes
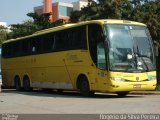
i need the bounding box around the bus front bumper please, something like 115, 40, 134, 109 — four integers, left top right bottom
106, 80, 157, 92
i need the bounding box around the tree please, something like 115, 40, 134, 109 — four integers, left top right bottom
0, 25, 8, 45
70, 0, 160, 41
8, 12, 65, 39
129, 0, 160, 41
8, 12, 53, 39
27, 12, 52, 29
70, 0, 133, 21
143, 1, 159, 40
70, 0, 98, 22
70, 10, 83, 23
9, 20, 38, 39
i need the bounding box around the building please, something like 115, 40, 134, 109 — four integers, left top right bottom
43, 0, 53, 21
34, 0, 88, 22
73, 0, 88, 11
52, 2, 73, 22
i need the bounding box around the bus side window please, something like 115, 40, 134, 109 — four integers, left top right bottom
12, 41, 22, 57
52, 36, 56, 50
55, 32, 61, 50
32, 40, 36, 52
88, 24, 106, 68
31, 37, 43, 53
42, 34, 55, 52
55, 31, 69, 51
22, 39, 30, 55
2, 43, 12, 58
80, 26, 87, 49
97, 42, 106, 69
32, 36, 42, 53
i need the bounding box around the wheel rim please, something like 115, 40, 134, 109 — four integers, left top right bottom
78, 76, 93, 96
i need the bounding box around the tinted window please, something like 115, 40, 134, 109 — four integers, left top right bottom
68, 26, 87, 50
2, 43, 11, 57
2, 25, 87, 58
12, 41, 22, 56
22, 39, 31, 55
43, 34, 56, 52
88, 24, 104, 65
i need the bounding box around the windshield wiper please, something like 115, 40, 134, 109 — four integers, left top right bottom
136, 46, 149, 71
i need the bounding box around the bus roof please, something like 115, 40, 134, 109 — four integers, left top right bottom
3, 19, 146, 44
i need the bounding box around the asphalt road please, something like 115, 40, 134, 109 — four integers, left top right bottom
0, 90, 160, 120
0, 89, 160, 114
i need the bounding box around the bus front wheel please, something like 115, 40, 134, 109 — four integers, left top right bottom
78, 75, 94, 97
117, 91, 129, 97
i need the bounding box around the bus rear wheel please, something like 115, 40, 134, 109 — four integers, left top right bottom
23, 76, 31, 91
14, 76, 21, 91
57, 89, 63, 93
78, 76, 94, 97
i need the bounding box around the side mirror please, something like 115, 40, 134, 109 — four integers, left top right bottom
154, 41, 159, 57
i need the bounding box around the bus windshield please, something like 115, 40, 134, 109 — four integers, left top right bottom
105, 24, 156, 72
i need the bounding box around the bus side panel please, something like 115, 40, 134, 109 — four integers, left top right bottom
26, 52, 72, 89
2, 57, 29, 88
65, 50, 98, 90
1, 70, 14, 88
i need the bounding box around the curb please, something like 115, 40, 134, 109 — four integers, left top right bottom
130, 91, 160, 95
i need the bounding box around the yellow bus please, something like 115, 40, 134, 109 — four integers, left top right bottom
1, 19, 157, 97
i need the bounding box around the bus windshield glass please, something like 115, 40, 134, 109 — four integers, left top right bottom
105, 24, 155, 72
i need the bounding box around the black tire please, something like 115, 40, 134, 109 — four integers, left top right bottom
78, 76, 94, 97
42, 88, 53, 92
117, 91, 129, 97
14, 76, 21, 91
23, 76, 31, 91
57, 89, 63, 93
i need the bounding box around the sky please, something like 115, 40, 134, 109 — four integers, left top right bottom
0, 0, 77, 26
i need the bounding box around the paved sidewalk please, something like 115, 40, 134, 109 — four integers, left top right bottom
0, 83, 2, 92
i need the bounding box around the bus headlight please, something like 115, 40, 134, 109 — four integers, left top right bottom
110, 77, 125, 82
148, 76, 156, 81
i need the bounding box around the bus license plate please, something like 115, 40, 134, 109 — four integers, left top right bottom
133, 84, 141, 88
